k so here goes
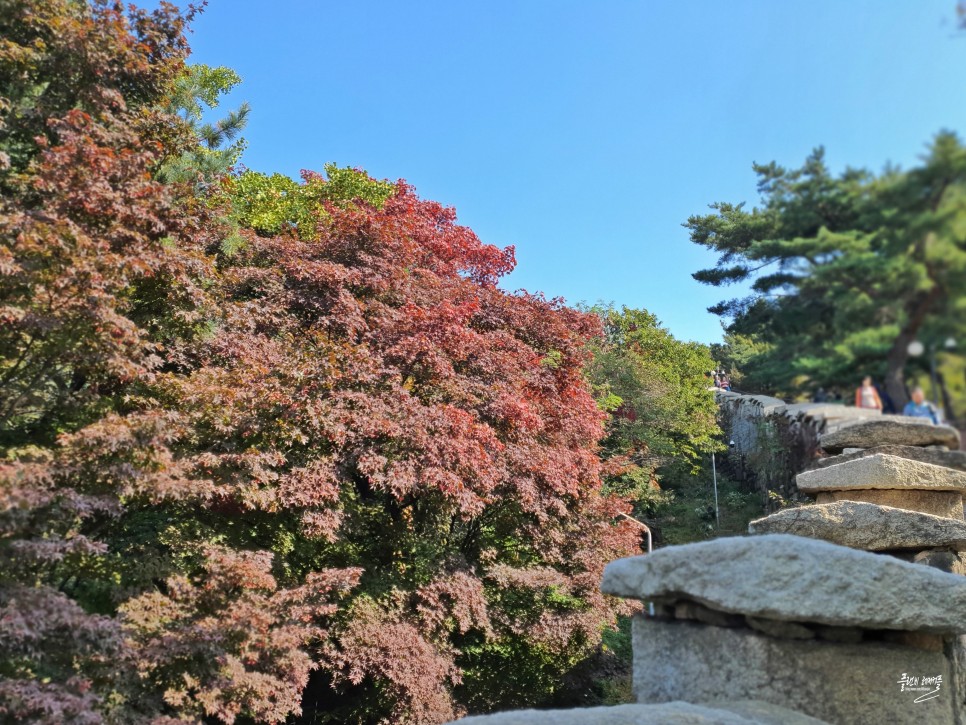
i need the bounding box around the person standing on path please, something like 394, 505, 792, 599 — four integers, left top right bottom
903, 386, 942, 425
855, 376, 883, 411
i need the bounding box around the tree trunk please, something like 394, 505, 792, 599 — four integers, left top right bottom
883, 336, 913, 412
939, 370, 957, 426
883, 287, 942, 411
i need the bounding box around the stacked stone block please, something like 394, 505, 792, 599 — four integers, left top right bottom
598, 416, 966, 724
452, 416, 966, 724
756, 419, 966, 570
601, 535, 965, 723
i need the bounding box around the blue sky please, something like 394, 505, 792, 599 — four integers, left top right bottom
179, 0, 966, 343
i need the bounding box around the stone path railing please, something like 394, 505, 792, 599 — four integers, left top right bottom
451, 405, 966, 724
716, 391, 893, 507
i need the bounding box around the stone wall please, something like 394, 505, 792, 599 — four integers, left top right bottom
716, 390, 883, 510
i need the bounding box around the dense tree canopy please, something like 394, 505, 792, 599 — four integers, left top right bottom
173, 172, 640, 723
0, 0, 200, 721
585, 305, 720, 500
0, 3, 643, 723
688, 135, 966, 407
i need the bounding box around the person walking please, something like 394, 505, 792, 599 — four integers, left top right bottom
855, 376, 883, 411
903, 386, 942, 425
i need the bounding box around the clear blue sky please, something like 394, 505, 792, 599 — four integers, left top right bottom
178, 0, 966, 344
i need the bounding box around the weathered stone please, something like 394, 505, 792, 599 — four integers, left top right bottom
449, 700, 830, 724
748, 501, 966, 551
809, 444, 966, 472
819, 417, 960, 452
631, 616, 953, 725
782, 402, 881, 422
814, 489, 964, 519
947, 635, 966, 723
744, 615, 814, 640
601, 534, 966, 633
880, 630, 945, 652
743, 394, 788, 412
913, 548, 966, 575
812, 624, 863, 644
711, 701, 830, 725
796, 453, 966, 493
674, 601, 744, 627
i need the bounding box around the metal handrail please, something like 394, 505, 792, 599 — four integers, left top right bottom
618, 512, 655, 616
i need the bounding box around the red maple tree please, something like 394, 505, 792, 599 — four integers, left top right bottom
0, 3, 641, 723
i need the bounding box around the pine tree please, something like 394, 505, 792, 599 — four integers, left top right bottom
687, 133, 966, 407
159, 64, 251, 186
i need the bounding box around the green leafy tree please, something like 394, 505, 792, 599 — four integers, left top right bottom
221, 165, 395, 237
584, 305, 720, 505
687, 134, 966, 407
708, 331, 769, 392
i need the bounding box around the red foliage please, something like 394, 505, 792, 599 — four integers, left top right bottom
1, 3, 640, 723
2, 170, 640, 719
320, 598, 462, 724
0, 586, 124, 724
165, 181, 642, 719
120, 547, 360, 724
0, 2, 202, 722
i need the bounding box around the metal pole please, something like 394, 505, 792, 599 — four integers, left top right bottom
619, 512, 655, 616
712, 452, 720, 528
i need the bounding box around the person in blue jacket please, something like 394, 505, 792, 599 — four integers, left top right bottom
903, 387, 942, 425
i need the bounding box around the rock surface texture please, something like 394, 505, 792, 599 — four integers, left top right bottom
630, 617, 953, 725
449, 700, 830, 725
818, 417, 960, 453
810, 444, 966, 472
748, 501, 966, 551
795, 453, 966, 493
601, 534, 966, 634
813, 489, 964, 519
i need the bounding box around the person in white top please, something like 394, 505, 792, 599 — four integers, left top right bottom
855, 376, 883, 410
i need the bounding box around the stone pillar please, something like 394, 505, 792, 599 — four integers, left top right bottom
601, 534, 966, 725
